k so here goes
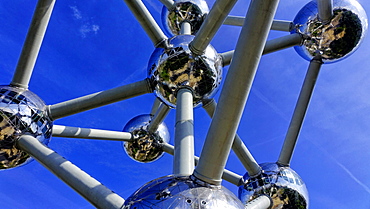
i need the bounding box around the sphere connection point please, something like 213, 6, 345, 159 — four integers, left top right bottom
161, 0, 209, 36
123, 175, 245, 208
238, 162, 308, 209
148, 35, 222, 108
292, 0, 368, 63
0, 85, 52, 170
123, 114, 169, 163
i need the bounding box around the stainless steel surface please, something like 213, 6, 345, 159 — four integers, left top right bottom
293, 0, 368, 63
123, 114, 169, 163
239, 163, 308, 209
148, 35, 222, 108
0, 85, 52, 170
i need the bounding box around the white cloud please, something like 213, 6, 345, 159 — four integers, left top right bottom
70, 6, 82, 20
69, 5, 100, 38
79, 24, 100, 38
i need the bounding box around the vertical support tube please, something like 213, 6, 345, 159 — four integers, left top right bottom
189, 0, 238, 55
194, 0, 280, 185
123, 0, 168, 47
202, 99, 261, 177
245, 195, 273, 209
11, 0, 56, 89
278, 55, 323, 166
150, 98, 162, 116
174, 88, 194, 176
17, 135, 125, 209
180, 21, 192, 35
317, 0, 333, 24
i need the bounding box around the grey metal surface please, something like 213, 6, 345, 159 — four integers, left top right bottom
194, 0, 280, 185
11, 0, 56, 88
224, 16, 293, 32
189, 0, 238, 55
159, 0, 174, 10
123, 0, 168, 47
244, 195, 272, 209
48, 79, 151, 119
278, 55, 322, 166
180, 21, 192, 35
147, 103, 171, 133
317, 0, 333, 23
202, 99, 261, 177
17, 135, 125, 209
52, 125, 133, 141
174, 88, 195, 175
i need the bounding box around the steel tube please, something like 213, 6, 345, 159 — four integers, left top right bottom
202, 99, 261, 177
123, 0, 168, 47
224, 16, 293, 32
180, 21, 192, 35
189, 0, 238, 55
221, 33, 303, 66
150, 98, 162, 116
159, 0, 175, 10
162, 143, 243, 186
17, 135, 125, 209
173, 88, 195, 175
278, 55, 323, 166
245, 195, 273, 209
147, 103, 170, 132
52, 125, 133, 141
48, 79, 151, 120
194, 0, 280, 185
11, 0, 56, 88
317, 0, 333, 24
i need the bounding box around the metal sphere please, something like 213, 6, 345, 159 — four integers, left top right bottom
123, 114, 169, 163
238, 163, 309, 208
161, 0, 209, 36
123, 175, 245, 208
148, 35, 222, 108
0, 85, 52, 170
292, 0, 368, 63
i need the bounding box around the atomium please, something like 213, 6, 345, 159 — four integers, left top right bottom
292, 0, 368, 63
123, 175, 245, 208
238, 163, 308, 209
162, 0, 209, 36
123, 114, 169, 163
0, 85, 52, 169
148, 35, 222, 108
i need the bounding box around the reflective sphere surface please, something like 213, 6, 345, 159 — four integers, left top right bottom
123, 114, 169, 163
123, 175, 245, 208
148, 35, 222, 108
238, 163, 308, 209
0, 85, 52, 170
162, 0, 209, 36
293, 0, 368, 63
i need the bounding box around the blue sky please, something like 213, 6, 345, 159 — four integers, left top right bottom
1, 0, 370, 208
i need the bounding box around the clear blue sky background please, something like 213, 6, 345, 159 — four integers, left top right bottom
0, 0, 370, 208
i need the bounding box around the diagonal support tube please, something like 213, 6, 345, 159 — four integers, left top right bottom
52, 125, 133, 141
245, 195, 273, 209
17, 135, 125, 209
159, 0, 175, 10
48, 79, 152, 120
317, 0, 333, 24
193, 0, 280, 185
278, 55, 323, 166
11, 0, 56, 89
123, 0, 168, 47
173, 88, 195, 175
202, 99, 261, 177
221, 33, 303, 66
147, 103, 170, 133
189, 0, 238, 55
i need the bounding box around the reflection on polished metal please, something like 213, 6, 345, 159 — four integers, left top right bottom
239, 163, 308, 209
123, 175, 245, 208
148, 35, 222, 108
123, 114, 169, 163
293, 0, 368, 63
0, 85, 52, 169
162, 0, 209, 36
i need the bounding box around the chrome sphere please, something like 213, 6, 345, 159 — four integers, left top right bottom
123, 114, 169, 163
292, 0, 368, 63
148, 35, 222, 108
161, 0, 209, 36
0, 85, 52, 170
238, 163, 308, 209
123, 175, 245, 208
